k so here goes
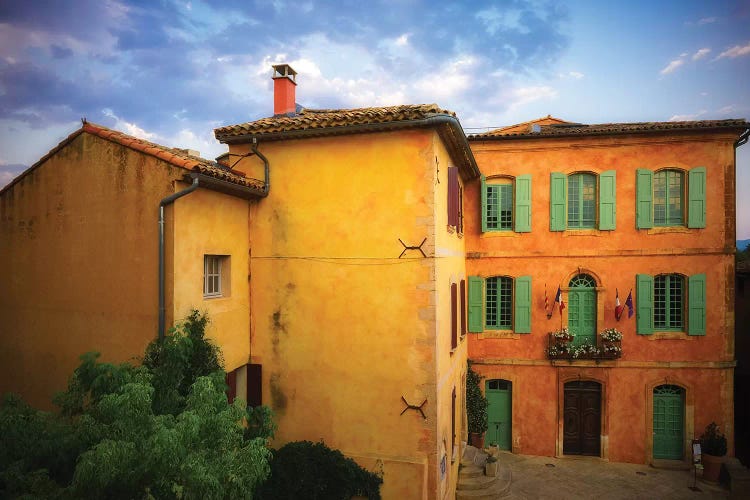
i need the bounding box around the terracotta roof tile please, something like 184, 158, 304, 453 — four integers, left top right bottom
214, 104, 456, 141
470, 119, 749, 139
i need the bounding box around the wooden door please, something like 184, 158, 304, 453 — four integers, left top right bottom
653, 385, 684, 459
563, 381, 601, 456
486, 379, 512, 450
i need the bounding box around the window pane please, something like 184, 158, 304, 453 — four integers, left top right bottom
667, 172, 684, 225
654, 172, 667, 225
654, 275, 666, 328
486, 182, 512, 231
568, 175, 580, 225
498, 277, 512, 329
567, 174, 596, 228
581, 175, 596, 227
654, 274, 683, 329
486, 277, 498, 327
669, 275, 683, 328
499, 184, 512, 230
655, 171, 684, 226
486, 185, 499, 229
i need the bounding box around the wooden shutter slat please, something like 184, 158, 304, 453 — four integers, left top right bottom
688, 274, 706, 335
636, 169, 653, 229
448, 167, 458, 227
468, 276, 483, 332
460, 279, 467, 336
514, 276, 532, 333
636, 274, 654, 335
515, 174, 532, 233
688, 167, 706, 228
451, 283, 458, 349
599, 170, 616, 230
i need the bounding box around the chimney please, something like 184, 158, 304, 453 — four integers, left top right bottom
272, 64, 297, 116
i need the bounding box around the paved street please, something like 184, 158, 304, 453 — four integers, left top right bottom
498, 452, 729, 499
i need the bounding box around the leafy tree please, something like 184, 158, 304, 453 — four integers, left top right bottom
466, 361, 488, 435
0, 310, 273, 499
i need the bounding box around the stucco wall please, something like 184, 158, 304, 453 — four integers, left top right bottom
0, 133, 184, 408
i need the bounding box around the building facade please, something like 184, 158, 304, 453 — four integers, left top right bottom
465, 118, 747, 464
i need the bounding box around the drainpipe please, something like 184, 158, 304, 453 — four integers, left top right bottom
251, 137, 270, 196
158, 177, 200, 340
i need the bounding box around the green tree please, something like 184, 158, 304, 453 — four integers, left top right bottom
0, 310, 273, 499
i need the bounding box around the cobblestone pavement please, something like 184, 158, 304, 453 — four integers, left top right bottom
498, 452, 729, 499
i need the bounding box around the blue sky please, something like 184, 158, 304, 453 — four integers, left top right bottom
1, 0, 749, 237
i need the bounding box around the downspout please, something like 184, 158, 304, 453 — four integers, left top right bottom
158, 177, 200, 340
250, 137, 270, 197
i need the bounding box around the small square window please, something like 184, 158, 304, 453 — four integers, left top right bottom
204, 255, 230, 298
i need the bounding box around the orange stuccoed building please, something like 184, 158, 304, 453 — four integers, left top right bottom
465, 117, 747, 464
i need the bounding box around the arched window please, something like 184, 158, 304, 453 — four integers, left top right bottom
654, 170, 684, 226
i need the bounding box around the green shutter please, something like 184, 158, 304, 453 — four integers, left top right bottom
514, 276, 532, 333
599, 170, 616, 230
636, 169, 653, 229
550, 173, 566, 231
468, 276, 484, 332
636, 274, 654, 335
515, 175, 531, 233
688, 274, 706, 335
480, 175, 487, 233
688, 167, 706, 228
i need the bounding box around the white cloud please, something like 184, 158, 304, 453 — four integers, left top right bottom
395, 34, 410, 47
698, 17, 717, 25
716, 42, 750, 59
102, 109, 156, 140
476, 7, 529, 35
558, 71, 584, 80
692, 48, 710, 60
506, 85, 558, 111
717, 104, 737, 115
668, 110, 706, 121
413, 56, 478, 100
660, 58, 685, 75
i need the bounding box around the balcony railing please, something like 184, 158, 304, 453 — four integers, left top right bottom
546, 332, 622, 360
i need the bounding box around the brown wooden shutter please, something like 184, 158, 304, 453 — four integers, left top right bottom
225, 369, 237, 404
452, 387, 457, 447
460, 279, 466, 335
451, 283, 458, 349
458, 185, 464, 233
247, 363, 262, 407
448, 167, 458, 227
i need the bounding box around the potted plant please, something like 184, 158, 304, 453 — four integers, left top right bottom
485, 454, 499, 477
700, 422, 727, 482
466, 361, 488, 449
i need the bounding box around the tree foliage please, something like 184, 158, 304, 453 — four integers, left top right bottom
256, 441, 383, 500
466, 361, 488, 434
0, 310, 273, 499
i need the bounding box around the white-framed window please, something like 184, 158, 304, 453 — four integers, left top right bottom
204, 255, 224, 298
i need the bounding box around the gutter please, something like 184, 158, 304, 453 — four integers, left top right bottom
217, 114, 480, 180
157, 171, 267, 340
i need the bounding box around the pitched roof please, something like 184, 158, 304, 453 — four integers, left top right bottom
470, 119, 750, 140
1, 122, 264, 196
480, 115, 576, 136
214, 104, 456, 141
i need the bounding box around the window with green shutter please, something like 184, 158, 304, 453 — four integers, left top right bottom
486, 276, 512, 329
636, 168, 706, 229
568, 173, 596, 228
551, 172, 615, 230
466, 275, 531, 333
636, 274, 654, 335
598, 170, 616, 230
481, 176, 531, 233
654, 170, 684, 226
467, 276, 484, 332
514, 276, 532, 333
636, 273, 706, 335
654, 274, 684, 330
687, 274, 706, 335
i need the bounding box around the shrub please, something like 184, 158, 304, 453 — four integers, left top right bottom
700, 422, 728, 456
256, 441, 382, 500
466, 361, 488, 435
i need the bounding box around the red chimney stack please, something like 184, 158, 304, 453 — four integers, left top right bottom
272, 64, 297, 116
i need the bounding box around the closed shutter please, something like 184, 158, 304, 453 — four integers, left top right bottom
481, 175, 488, 232
687, 167, 706, 228
687, 274, 706, 335
448, 167, 458, 227
460, 279, 467, 335
636, 169, 653, 229
468, 276, 484, 332
451, 283, 458, 349
599, 170, 616, 230
636, 274, 654, 335
550, 172, 566, 231
514, 276, 532, 333
247, 364, 262, 407
515, 174, 532, 233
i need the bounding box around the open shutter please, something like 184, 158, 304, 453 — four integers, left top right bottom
636, 274, 654, 335
515, 174, 531, 233
467, 276, 483, 332
688, 274, 706, 335
550, 172, 566, 231
636, 169, 653, 229
514, 276, 532, 333
480, 175, 488, 232
451, 283, 458, 349
448, 167, 458, 227
599, 170, 616, 230
688, 167, 706, 228
460, 279, 466, 335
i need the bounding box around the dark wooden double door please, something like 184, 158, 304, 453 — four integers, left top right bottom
563, 381, 601, 456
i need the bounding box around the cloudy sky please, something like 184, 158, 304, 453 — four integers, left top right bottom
1, 0, 749, 237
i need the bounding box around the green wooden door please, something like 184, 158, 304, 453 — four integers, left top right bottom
486, 380, 512, 450
568, 275, 597, 347
653, 385, 684, 459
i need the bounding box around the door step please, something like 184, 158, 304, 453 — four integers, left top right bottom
456, 445, 512, 499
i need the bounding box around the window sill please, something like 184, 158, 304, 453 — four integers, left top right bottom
647, 226, 692, 235
646, 332, 697, 340
562, 229, 602, 236
480, 231, 516, 238
203, 295, 229, 301
478, 330, 520, 340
